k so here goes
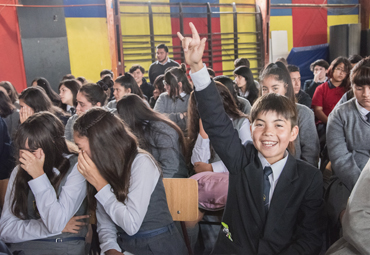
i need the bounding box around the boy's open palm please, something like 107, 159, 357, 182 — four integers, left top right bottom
177, 22, 207, 72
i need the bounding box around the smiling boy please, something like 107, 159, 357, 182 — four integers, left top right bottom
178, 23, 325, 255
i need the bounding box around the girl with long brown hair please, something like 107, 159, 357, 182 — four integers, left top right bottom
0, 112, 88, 254
117, 94, 188, 178
73, 108, 187, 255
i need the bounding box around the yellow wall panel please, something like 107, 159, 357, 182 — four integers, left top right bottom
120, 0, 171, 74
65, 18, 111, 83
327, 15, 359, 43
220, 0, 258, 77
270, 16, 293, 52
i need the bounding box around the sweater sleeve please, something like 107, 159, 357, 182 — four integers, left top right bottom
327, 108, 362, 190
297, 104, 319, 167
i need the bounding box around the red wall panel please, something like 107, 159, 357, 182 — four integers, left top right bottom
0, 0, 27, 92
292, 0, 328, 47
171, 17, 222, 74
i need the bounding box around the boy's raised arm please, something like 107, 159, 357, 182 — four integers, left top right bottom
178, 23, 249, 174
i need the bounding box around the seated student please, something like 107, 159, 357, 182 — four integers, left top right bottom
325, 159, 370, 255
129, 64, 154, 101
325, 57, 370, 242
233, 66, 259, 105
58, 79, 81, 115
178, 22, 325, 255
117, 94, 188, 178
348, 54, 362, 68
154, 64, 193, 134
100, 69, 115, 101
287, 65, 312, 108
19, 87, 69, 125
0, 112, 88, 254
260, 62, 319, 167
234, 58, 260, 89
0, 81, 20, 109
107, 73, 147, 109
0, 91, 19, 139
31, 77, 61, 107
303, 59, 329, 98
188, 82, 251, 175
65, 83, 108, 142
0, 117, 14, 180
73, 108, 187, 255
214, 75, 251, 114
76, 76, 87, 85
149, 75, 166, 109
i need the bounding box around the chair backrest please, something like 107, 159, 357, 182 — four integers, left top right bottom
163, 178, 198, 222
0, 179, 9, 209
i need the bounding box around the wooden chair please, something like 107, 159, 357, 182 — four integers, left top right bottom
163, 178, 198, 255
0, 179, 9, 209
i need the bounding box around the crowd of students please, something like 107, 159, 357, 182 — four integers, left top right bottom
0, 22, 369, 255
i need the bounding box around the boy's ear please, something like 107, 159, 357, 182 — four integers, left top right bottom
289, 125, 299, 142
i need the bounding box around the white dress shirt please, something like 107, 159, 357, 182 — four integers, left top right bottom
96, 153, 160, 254
0, 161, 87, 243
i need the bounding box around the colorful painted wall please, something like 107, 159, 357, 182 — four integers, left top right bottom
270, 0, 360, 52
120, 0, 258, 77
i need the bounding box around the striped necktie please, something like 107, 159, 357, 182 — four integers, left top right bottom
263, 166, 273, 214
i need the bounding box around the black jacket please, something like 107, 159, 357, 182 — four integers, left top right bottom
195, 81, 325, 255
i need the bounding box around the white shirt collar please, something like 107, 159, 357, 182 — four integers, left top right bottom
258, 150, 289, 183
156, 57, 171, 65
355, 99, 370, 120
179, 91, 186, 98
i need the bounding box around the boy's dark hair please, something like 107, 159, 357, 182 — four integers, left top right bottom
207, 68, 215, 78
348, 54, 363, 64
129, 64, 145, 74
62, 74, 75, 81
250, 93, 297, 128
287, 64, 300, 73
351, 56, 370, 87
234, 58, 250, 68
156, 43, 168, 53
100, 69, 114, 78
310, 59, 329, 72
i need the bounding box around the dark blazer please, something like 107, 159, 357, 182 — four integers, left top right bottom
194, 81, 325, 255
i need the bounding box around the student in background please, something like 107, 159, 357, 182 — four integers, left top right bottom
0, 81, 20, 109
234, 58, 260, 89
117, 94, 188, 178
129, 64, 154, 101
177, 22, 325, 254
0, 112, 88, 254
0, 91, 19, 139
207, 68, 215, 78
287, 65, 312, 108
0, 117, 14, 180
58, 79, 81, 115
260, 62, 319, 167
233, 66, 259, 106
65, 83, 108, 142
148, 44, 180, 84
304, 59, 329, 98
73, 108, 187, 255
325, 57, 370, 244
100, 69, 115, 101
154, 64, 193, 134
348, 54, 362, 68
107, 73, 146, 110
214, 75, 251, 114
31, 77, 61, 107
149, 75, 166, 109
18, 87, 69, 125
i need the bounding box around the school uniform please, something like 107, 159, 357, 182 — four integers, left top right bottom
96, 153, 187, 255
0, 155, 88, 255
190, 66, 325, 254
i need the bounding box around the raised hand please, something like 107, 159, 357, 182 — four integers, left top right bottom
62, 215, 90, 234
19, 149, 45, 179
77, 150, 108, 191
177, 22, 207, 72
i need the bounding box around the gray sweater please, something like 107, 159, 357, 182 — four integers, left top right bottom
327, 98, 370, 190
153, 92, 190, 133
237, 96, 251, 114
64, 114, 79, 142
295, 103, 320, 167
144, 121, 188, 178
